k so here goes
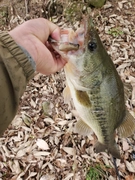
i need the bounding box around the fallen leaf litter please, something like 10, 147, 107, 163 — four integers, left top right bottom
0, 0, 135, 179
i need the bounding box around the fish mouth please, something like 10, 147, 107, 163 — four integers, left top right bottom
48, 23, 85, 53
48, 16, 96, 56
48, 36, 80, 51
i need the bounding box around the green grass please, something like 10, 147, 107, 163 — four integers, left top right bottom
86, 164, 108, 180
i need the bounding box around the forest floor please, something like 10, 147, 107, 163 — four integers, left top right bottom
0, 0, 135, 179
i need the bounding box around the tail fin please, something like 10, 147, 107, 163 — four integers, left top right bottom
94, 141, 121, 159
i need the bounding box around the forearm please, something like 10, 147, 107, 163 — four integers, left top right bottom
0, 31, 35, 136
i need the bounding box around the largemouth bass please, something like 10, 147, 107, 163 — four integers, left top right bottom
50, 17, 135, 159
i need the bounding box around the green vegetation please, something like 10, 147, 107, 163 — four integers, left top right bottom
86, 164, 108, 180
86, 0, 106, 8
0, 6, 8, 26
108, 27, 123, 37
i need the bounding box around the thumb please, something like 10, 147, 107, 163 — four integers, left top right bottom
50, 26, 61, 41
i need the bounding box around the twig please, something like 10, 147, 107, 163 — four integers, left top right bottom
112, 156, 121, 180
25, 0, 28, 16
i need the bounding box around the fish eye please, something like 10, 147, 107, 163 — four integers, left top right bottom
88, 42, 97, 51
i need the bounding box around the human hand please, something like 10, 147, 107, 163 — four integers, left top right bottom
9, 18, 67, 75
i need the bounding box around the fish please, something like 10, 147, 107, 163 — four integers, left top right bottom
50, 16, 135, 159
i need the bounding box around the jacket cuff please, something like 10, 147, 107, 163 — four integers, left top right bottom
0, 31, 35, 81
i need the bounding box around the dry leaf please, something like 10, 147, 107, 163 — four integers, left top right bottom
0, 0, 135, 179
36, 139, 49, 150
33, 151, 50, 157
16, 149, 26, 157
64, 173, 74, 180
26, 172, 37, 180
125, 175, 134, 180
62, 147, 75, 155
40, 175, 55, 180
108, 176, 116, 180
122, 139, 129, 151
125, 161, 135, 173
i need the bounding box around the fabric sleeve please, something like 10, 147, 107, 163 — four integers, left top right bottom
0, 31, 36, 136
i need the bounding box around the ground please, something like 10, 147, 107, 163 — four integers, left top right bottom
0, 0, 135, 179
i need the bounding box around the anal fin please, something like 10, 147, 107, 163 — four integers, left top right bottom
117, 110, 135, 138
74, 119, 92, 136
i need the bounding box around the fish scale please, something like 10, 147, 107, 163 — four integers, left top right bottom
89, 89, 110, 144
50, 16, 135, 159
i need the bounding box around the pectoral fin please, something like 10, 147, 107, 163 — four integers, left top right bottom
74, 119, 92, 136
117, 110, 135, 138
63, 84, 71, 104
75, 90, 91, 107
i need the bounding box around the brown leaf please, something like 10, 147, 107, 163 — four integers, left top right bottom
125, 174, 134, 180
36, 139, 50, 150
122, 139, 129, 151
125, 161, 135, 173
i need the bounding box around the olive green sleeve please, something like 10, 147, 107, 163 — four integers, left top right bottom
0, 31, 35, 136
